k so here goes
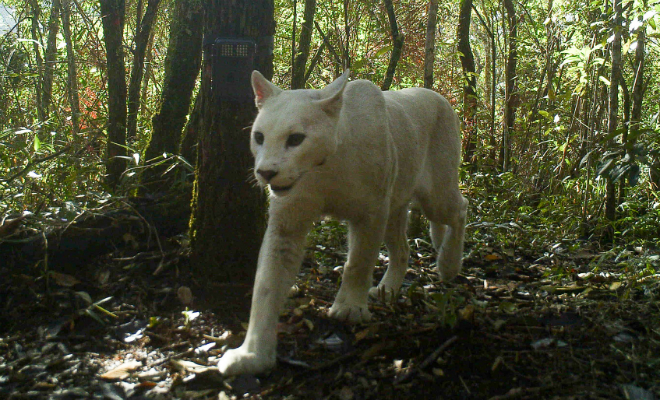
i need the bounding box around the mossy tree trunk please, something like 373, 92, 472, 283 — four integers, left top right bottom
142, 0, 203, 193
189, 0, 274, 283
100, 0, 128, 190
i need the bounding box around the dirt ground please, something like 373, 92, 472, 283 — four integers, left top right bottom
1, 236, 659, 399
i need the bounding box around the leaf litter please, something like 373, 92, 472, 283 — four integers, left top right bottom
0, 236, 659, 399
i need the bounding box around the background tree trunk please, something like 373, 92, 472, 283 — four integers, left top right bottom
291, 0, 316, 89
189, 0, 275, 283
126, 0, 161, 142
605, 0, 622, 225
100, 0, 128, 190
423, 0, 438, 89
43, 0, 61, 118
457, 0, 477, 165
29, 0, 45, 122
142, 0, 203, 193
409, 0, 439, 239
502, 0, 517, 172
61, 0, 80, 134
381, 0, 404, 90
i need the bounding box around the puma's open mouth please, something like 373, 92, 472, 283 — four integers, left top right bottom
270, 184, 294, 194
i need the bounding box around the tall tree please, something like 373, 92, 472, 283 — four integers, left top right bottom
291, 0, 316, 89
43, 0, 61, 118
142, 0, 203, 192
61, 0, 80, 134
409, 0, 439, 239
502, 0, 518, 172
189, 0, 275, 282
381, 0, 403, 90
29, 0, 45, 121
126, 0, 161, 141
630, 1, 646, 155
457, 0, 477, 165
605, 0, 622, 224
423, 0, 438, 89
100, 0, 128, 190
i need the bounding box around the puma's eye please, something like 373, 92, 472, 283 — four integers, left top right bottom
286, 133, 306, 148
254, 131, 264, 145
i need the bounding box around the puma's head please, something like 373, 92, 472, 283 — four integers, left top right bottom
250, 70, 349, 196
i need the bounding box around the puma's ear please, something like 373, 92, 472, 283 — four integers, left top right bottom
252, 70, 282, 109
317, 70, 349, 116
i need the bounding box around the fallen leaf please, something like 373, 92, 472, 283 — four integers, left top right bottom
177, 286, 193, 305
339, 386, 354, 400
50, 272, 80, 287
485, 253, 501, 261
100, 360, 143, 380
620, 384, 655, 400
499, 301, 517, 313
170, 359, 213, 374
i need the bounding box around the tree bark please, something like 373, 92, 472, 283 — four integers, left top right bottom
605, 0, 622, 224
189, 0, 274, 283
457, 0, 477, 165
423, 0, 438, 89
100, 0, 128, 190
381, 0, 404, 90
29, 0, 45, 122
502, 0, 517, 172
291, 0, 316, 89
180, 87, 203, 167
143, 0, 203, 192
43, 0, 61, 118
630, 4, 645, 141
127, 0, 161, 142
304, 39, 327, 83
61, 0, 80, 134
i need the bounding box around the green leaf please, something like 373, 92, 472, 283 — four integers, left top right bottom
597, 159, 614, 177
599, 76, 611, 86
375, 45, 393, 58
33, 135, 41, 152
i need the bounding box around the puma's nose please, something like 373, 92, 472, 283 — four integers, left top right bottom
257, 169, 278, 182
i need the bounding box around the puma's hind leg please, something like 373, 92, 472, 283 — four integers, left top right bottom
369, 206, 410, 302
421, 191, 468, 281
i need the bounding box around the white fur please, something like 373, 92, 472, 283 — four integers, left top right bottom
218, 71, 468, 376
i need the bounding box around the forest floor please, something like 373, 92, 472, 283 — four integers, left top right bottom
1, 218, 659, 400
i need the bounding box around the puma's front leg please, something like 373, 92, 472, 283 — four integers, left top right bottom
218, 216, 311, 376
329, 217, 386, 324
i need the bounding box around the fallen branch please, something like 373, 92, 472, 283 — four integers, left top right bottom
394, 335, 458, 384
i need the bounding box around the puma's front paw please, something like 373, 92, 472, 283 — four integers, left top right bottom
218, 346, 275, 376
328, 302, 372, 324
368, 285, 398, 302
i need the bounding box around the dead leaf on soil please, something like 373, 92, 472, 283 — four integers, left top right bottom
485, 253, 502, 261
177, 286, 193, 305
170, 359, 214, 374
50, 271, 80, 287
100, 360, 143, 380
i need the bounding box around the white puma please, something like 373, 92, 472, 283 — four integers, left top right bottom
217, 71, 468, 376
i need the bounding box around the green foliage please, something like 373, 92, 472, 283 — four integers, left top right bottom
1, 0, 659, 259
